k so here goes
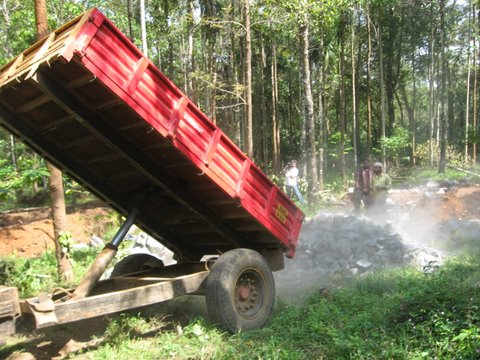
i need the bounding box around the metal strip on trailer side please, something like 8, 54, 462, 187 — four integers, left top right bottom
0, 8, 303, 262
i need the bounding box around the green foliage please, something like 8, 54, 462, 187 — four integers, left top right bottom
0, 1, 35, 66
58, 231, 75, 255
382, 127, 411, 165
409, 166, 478, 186
0, 252, 58, 298
0, 247, 98, 298
415, 141, 469, 167
0, 135, 50, 209
77, 316, 228, 360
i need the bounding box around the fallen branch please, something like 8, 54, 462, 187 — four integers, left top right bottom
447, 164, 480, 178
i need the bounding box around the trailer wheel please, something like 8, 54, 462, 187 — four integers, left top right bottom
111, 254, 164, 277
205, 249, 275, 332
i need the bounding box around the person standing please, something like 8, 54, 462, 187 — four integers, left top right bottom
353, 160, 372, 212
371, 162, 391, 210
285, 160, 305, 204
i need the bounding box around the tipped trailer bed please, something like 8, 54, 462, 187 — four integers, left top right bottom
0, 8, 303, 333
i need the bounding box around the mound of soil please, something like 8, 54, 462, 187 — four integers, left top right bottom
0, 201, 115, 258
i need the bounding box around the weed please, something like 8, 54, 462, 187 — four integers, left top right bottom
4, 250, 480, 359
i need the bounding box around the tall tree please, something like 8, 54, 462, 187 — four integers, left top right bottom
465, 0, 473, 163
365, 3, 373, 162
338, 11, 347, 180
244, 0, 253, 158
377, 6, 387, 165
428, 0, 436, 167
438, 0, 447, 173
34, 0, 73, 281
351, 3, 359, 167
299, 18, 318, 201
186, 0, 197, 103
473, 3, 478, 163
271, 40, 280, 174
140, 0, 147, 55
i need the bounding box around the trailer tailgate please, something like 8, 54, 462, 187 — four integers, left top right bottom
0, 8, 303, 260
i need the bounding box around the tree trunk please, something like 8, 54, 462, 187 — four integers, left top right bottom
339, 12, 347, 181
187, 0, 197, 104
230, 0, 241, 143
35, 0, 73, 281
447, 63, 455, 143
366, 4, 373, 162
244, 0, 253, 158
429, 1, 436, 167
166, 2, 174, 80
259, 40, 268, 170
46, 162, 73, 281
473, 5, 478, 163
140, 0, 147, 56
126, 0, 133, 40
412, 54, 417, 166
438, 0, 447, 173
465, 43, 471, 164
299, 21, 318, 201
377, 8, 387, 165
9, 135, 17, 172
271, 42, 280, 174
317, 36, 326, 190
351, 5, 359, 167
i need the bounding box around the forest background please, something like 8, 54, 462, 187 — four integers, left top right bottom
1, 2, 480, 357
0, 0, 479, 208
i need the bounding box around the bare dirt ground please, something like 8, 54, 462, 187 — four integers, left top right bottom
1, 185, 480, 359
391, 184, 480, 220
0, 201, 115, 258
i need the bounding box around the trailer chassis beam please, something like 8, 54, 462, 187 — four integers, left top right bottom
22, 269, 209, 329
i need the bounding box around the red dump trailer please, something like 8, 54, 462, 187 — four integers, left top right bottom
0, 8, 303, 334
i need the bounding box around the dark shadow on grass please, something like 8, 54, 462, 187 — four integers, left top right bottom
0, 295, 210, 359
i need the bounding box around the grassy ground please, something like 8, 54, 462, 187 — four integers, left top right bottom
1, 249, 480, 359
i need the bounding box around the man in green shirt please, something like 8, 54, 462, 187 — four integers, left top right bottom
371, 162, 391, 211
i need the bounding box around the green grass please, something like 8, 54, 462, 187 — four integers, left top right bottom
2, 251, 480, 359
61, 254, 479, 359
0, 247, 98, 298
408, 166, 480, 186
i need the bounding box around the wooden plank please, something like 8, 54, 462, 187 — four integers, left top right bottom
38, 114, 75, 132
66, 73, 97, 90
22, 271, 209, 328
15, 94, 50, 113
0, 53, 24, 85
59, 8, 102, 62
0, 286, 20, 318
25, 32, 57, 80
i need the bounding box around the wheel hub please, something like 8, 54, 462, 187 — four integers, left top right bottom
235, 271, 263, 318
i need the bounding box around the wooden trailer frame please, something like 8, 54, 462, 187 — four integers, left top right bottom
0, 8, 304, 335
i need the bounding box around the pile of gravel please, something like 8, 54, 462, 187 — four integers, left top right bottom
274, 211, 442, 300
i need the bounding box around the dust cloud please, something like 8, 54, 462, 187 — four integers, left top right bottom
274, 184, 480, 302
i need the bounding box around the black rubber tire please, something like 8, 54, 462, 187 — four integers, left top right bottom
205, 248, 275, 332
110, 253, 164, 277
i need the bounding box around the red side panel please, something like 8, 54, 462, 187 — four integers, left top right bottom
0, 8, 304, 258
